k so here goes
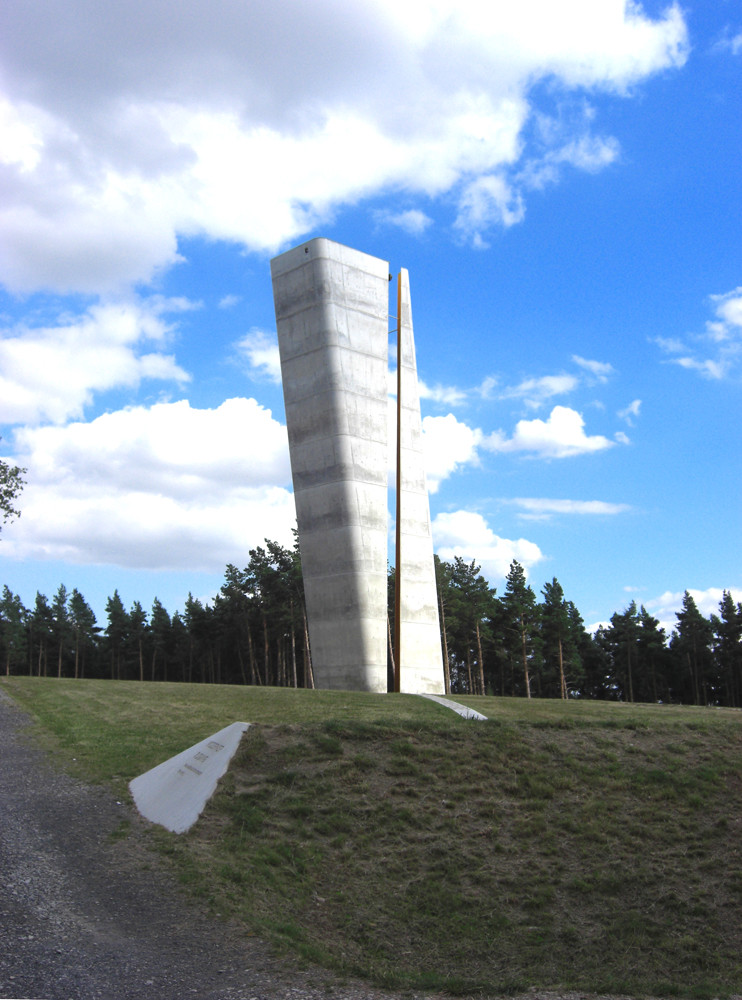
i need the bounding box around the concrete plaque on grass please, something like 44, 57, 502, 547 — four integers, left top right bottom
129, 721, 249, 834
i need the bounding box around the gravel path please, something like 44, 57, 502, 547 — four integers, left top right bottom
0, 690, 437, 1000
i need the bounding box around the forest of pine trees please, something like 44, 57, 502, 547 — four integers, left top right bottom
1, 539, 741, 706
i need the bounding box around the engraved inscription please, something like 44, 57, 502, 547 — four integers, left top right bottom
207, 740, 225, 752
184, 763, 203, 775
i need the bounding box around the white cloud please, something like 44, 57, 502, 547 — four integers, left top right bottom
375, 208, 433, 236
5, 398, 294, 570
218, 294, 241, 309
500, 373, 579, 408
618, 398, 641, 423
646, 587, 742, 635
454, 174, 526, 246
236, 329, 282, 384
418, 379, 467, 407
422, 413, 482, 492
0, 298, 192, 425
0, 0, 688, 293
484, 405, 614, 458
572, 355, 615, 382
510, 497, 631, 520
432, 509, 544, 584
656, 286, 742, 379
520, 134, 620, 190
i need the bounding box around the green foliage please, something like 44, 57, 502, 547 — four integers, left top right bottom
2, 545, 741, 707
0, 450, 26, 532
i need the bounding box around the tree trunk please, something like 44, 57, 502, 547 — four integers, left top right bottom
558, 635, 566, 699
261, 612, 270, 686
521, 619, 531, 699
387, 613, 395, 688
237, 644, 248, 685
291, 623, 297, 688
303, 611, 314, 689
476, 621, 485, 695
437, 585, 451, 694
247, 627, 260, 685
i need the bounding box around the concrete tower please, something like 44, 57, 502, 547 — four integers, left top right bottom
271, 238, 443, 694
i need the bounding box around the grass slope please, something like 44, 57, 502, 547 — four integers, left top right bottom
3, 677, 742, 998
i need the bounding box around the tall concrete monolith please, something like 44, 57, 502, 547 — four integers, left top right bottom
396, 268, 445, 694
271, 238, 443, 694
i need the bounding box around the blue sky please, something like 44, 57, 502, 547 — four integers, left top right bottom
0, 0, 740, 634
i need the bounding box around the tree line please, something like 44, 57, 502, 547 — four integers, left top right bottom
1, 538, 741, 706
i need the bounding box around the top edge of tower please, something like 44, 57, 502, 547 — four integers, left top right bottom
270, 237, 390, 281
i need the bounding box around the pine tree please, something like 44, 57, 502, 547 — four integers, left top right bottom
540, 578, 573, 698
502, 561, 540, 698
51, 584, 70, 678
600, 602, 641, 702
149, 598, 171, 682
0, 586, 27, 675
30, 592, 53, 677
711, 591, 742, 707
105, 590, 129, 680
129, 601, 148, 682
673, 592, 713, 705
69, 588, 97, 679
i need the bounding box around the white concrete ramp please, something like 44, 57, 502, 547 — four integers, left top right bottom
129, 721, 249, 834
417, 693, 488, 721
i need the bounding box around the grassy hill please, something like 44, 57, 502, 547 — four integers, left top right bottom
3, 677, 742, 998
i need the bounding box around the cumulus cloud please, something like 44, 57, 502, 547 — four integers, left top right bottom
432, 509, 544, 583
5, 398, 294, 569
0, 0, 688, 293
0, 298, 192, 425
645, 587, 742, 635
655, 286, 742, 379
484, 405, 614, 458
422, 413, 482, 492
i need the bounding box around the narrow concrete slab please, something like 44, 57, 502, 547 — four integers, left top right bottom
417, 693, 488, 721
129, 722, 249, 834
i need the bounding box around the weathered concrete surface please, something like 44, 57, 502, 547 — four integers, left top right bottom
396, 269, 445, 694
272, 239, 390, 691
271, 238, 444, 694
129, 721, 249, 833
417, 693, 488, 720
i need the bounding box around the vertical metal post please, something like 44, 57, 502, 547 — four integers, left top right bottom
393, 270, 402, 693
